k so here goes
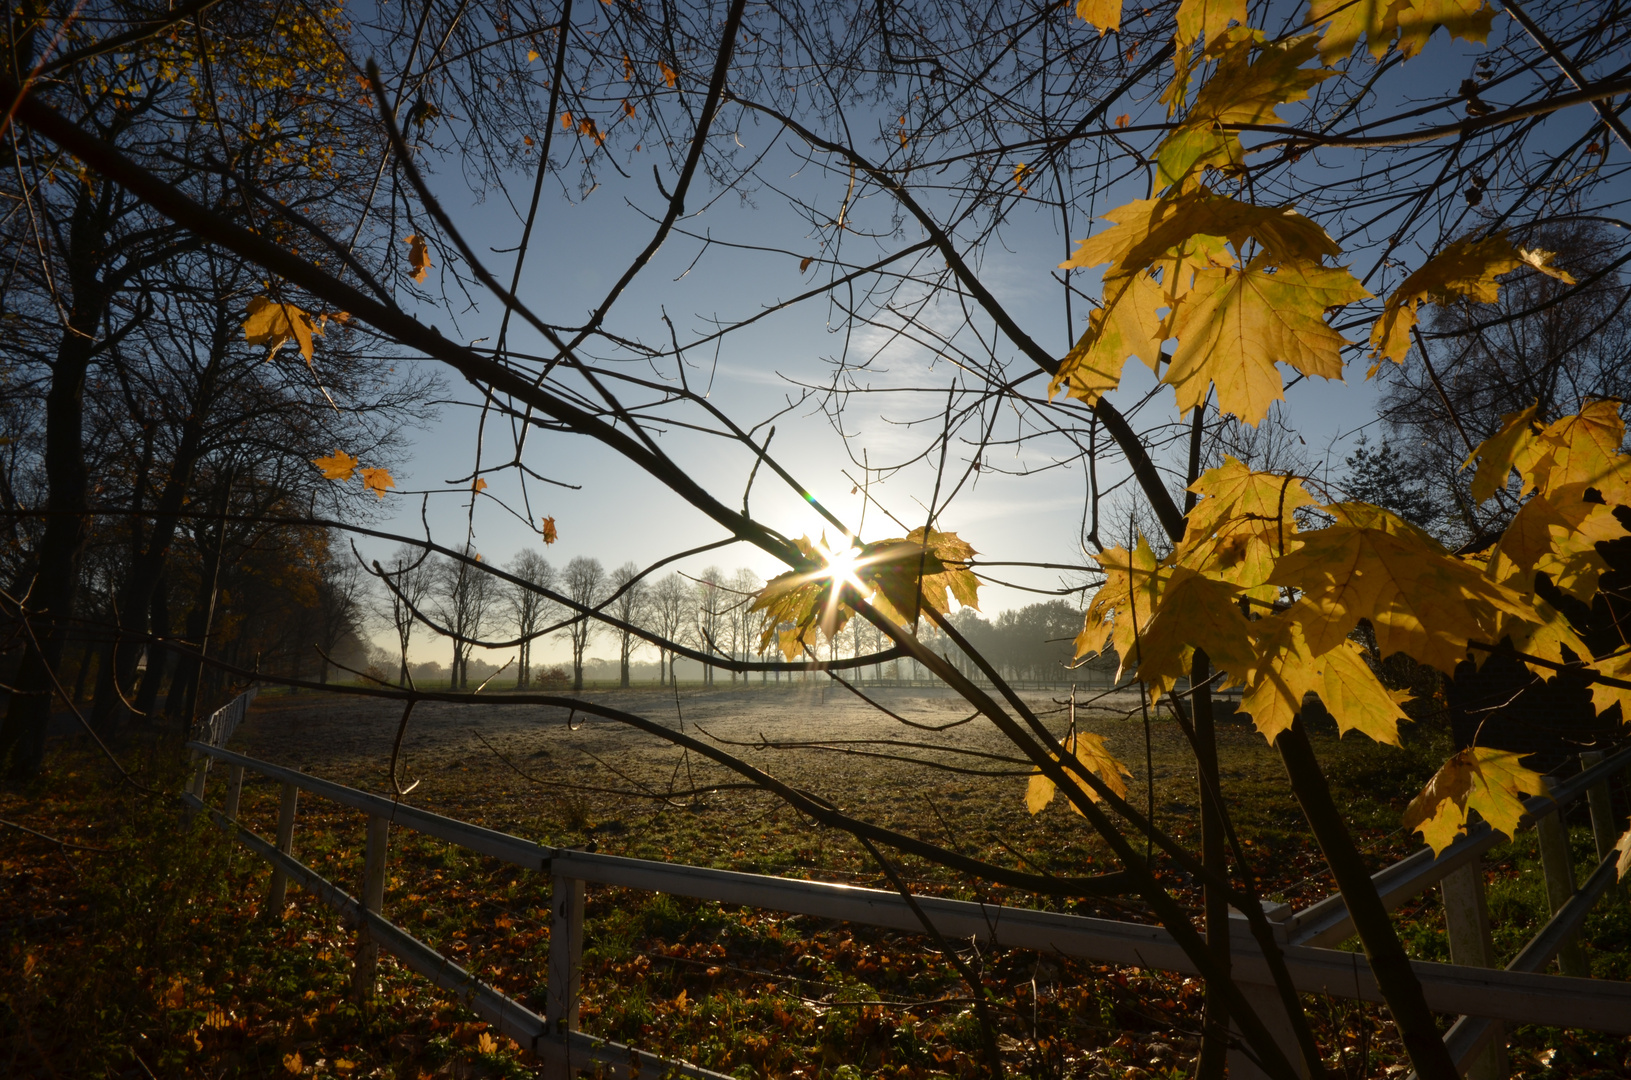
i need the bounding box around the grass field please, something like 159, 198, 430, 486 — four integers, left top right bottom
3, 683, 1627, 1079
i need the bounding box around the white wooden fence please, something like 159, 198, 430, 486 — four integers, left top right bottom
181, 695, 1631, 1080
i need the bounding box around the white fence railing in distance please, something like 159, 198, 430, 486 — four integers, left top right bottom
183, 740, 1631, 1080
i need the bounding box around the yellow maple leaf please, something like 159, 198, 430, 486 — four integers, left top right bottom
1074, 0, 1123, 33
1515, 247, 1576, 284
1370, 235, 1522, 365
1156, 31, 1337, 188
1026, 731, 1131, 814
1075, 536, 1170, 680
1487, 483, 1625, 600
312, 449, 358, 481
1615, 826, 1631, 881
1463, 404, 1539, 503
243, 296, 322, 364
854, 528, 981, 626
404, 234, 433, 283
360, 467, 395, 498
1318, 640, 1406, 745
1062, 187, 1340, 285
1518, 400, 1631, 505
1134, 566, 1255, 696
1586, 648, 1631, 721
1177, 456, 1313, 593
1402, 747, 1544, 855
1050, 272, 1167, 403
1175, 0, 1247, 46
476, 1032, 498, 1054
283, 1051, 303, 1074
1310, 0, 1495, 63
527, 49, 540, 62
1164, 255, 1368, 425
1271, 503, 1535, 672
1240, 615, 1322, 741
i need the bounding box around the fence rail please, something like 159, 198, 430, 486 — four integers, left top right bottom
183, 694, 1630, 1080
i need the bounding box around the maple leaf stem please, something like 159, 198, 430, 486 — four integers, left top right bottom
1276, 721, 1460, 1080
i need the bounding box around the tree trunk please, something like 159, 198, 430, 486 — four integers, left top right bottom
0, 287, 103, 778
1191, 653, 1230, 1079
1277, 720, 1459, 1080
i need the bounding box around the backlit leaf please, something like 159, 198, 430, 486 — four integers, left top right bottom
1025, 731, 1131, 814
856, 528, 981, 626
1062, 187, 1340, 284
1176, 456, 1313, 593
1156, 31, 1336, 188
1616, 826, 1631, 881
541, 516, 559, 544
1487, 483, 1625, 600
1462, 405, 1539, 503
244, 296, 322, 364
1518, 400, 1631, 505
1516, 247, 1576, 284
472, 477, 488, 492
1370, 235, 1521, 365
1164, 255, 1368, 425
1049, 272, 1167, 403
1075, 536, 1169, 678
1074, 0, 1123, 34
404, 234, 433, 283
1402, 747, 1544, 855
1175, 0, 1246, 46
1310, 0, 1496, 62
360, 467, 395, 498
1134, 566, 1254, 696
312, 449, 358, 481
1270, 503, 1535, 672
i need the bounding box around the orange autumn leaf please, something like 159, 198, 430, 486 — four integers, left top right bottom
472, 477, 488, 492
312, 449, 359, 481
404, 234, 432, 283
658, 61, 677, 87
541, 516, 559, 544
360, 467, 395, 498
244, 296, 323, 364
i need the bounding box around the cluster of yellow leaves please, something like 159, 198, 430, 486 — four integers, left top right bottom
1308, 0, 1496, 63
1025, 731, 1132, 814
1369, 234, 1574, 367
312, 450, 395, 499
1401, 748, 1544, 854
751, 529, 978, 661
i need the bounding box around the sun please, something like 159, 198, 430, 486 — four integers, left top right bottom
818, 538, 868, 595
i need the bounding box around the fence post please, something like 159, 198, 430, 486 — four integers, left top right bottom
352, 814, 390, 1002
188, 752, 210, 801
1578, 750, 1618, 866
1440, 858, 1507, 1079
223, 764, 245, 822
1225, 902, 1306, 1080
265, 781, 300, 916
544, 874, 585, 1080
1536, 775, 1588, 977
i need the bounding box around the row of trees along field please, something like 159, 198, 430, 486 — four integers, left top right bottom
362, 543, 1103, 690
4, 1, 1631, 1078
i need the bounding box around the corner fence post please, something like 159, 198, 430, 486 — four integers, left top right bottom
1536, 775, 1588, 977
1440, 857, 1507, 1079
352, 814, 390, 1001
1579, 750, 1618, 865
223, 764, 245, 822
1225, 902, 1306, 1080
265, 781, 300, 916
544, 873, 585, 1080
